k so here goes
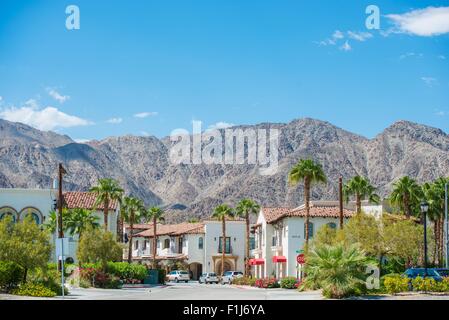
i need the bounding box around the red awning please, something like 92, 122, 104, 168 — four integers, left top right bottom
249, 258, 265, 266
272, 256, 287, 263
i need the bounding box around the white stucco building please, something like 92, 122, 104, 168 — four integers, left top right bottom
0, 188, 119, 263
250, 201, 356, 279
128, 219, 247, 279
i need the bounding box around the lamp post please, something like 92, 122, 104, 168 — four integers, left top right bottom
421, 201, 429, 278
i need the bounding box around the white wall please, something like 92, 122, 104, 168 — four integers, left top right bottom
203, 221, 246, 273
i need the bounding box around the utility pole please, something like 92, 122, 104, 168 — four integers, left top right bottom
58, 163, 67, 271
339, 176, 344, 229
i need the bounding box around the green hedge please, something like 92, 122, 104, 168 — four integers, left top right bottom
383, 275, 409, 294
107, 262, 147, 283
0, 261, 24, 293
280, 277, 300, 289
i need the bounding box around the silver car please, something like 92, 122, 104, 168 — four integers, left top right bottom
199, 272, 219, 284
167, 270, 190, 283
220, 271, 243, 285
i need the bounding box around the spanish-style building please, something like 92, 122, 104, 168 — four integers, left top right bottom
126, 219, 247, 279
250, 201, 356, 279
0, 188, 119, 263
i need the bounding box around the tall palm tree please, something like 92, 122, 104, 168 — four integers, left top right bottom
90, 178, 124, 231
65, 208, 100, 240
288, 159, 327, 245
122, 197, 146, 263
212, 204, 234, 276
236, 199, 260, 277
147, 207, 165, 269
343, 176, 380, 214
389, 176, 423, 219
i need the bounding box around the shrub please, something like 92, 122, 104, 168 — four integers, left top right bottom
107, 262, 147, 283
232, 277, 256, 286
412, 277, 436, 292
280, 277, 300, 289
253, 278, 280, 289
383, 275, 409, 294
157, 269, 166, 285
80, 263, 122, 289
0, 261, 24, 293
12, 283, 56, 297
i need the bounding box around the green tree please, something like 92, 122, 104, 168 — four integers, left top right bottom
90, 178, 124, 231
65, 208, 100, 240
235, 199, 260, 277
77, 226, 123, 270
121, 197, 146, 263
288, 159, 327, 245
389, 176, 423, 219
212, 204, 234, 275
146, 207, 165, 269
303, 244, 374, 299
343, 176, 380, 213
43, 209, 69, 234
0, 215, 52, 282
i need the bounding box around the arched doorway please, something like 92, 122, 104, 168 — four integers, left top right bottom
215, 260, 233, 275
189, 263, 203, 280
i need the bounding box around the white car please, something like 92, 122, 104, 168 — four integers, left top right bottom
220, 271, 243, 285
199, 272, 219, 284
167, 270, 190, 283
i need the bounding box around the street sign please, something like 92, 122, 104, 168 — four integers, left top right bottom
56, 237, 69, 260
297, 254, 305, 265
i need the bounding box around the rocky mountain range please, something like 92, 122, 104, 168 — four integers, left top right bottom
0, 118, 448, 222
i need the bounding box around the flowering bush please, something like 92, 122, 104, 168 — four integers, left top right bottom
383, 275, 409, 294
232, 277, 256, 286
253, 278, 280, 289
106, 262, 147, 283
12, 283, 56, 297
79, 263, 122, 289
280, 277, 301, 289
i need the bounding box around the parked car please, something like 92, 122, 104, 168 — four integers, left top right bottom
199, 272, 219, 284
436, 269, 449, 278
167, 270, 190, 283
403, 268, 443, 282
220, 271, 243, 285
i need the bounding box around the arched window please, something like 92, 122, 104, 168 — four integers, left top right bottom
304, 222, 314, 238
164, 238, 170, 249
0, 207, 18, 223
198, 237, 204, 250
327, 222, 337, 230
19, 207, 43, 225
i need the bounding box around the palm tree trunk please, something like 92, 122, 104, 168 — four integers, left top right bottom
404, 194, 410, 219
117, 214, 123, 243
128, 210, 134, 263
433, 221, 438, 265
356, 194, 362, 214
221, 216, 226, 276
304, 179, 310, 245
152, 216, 157, 269
245, 212, 250, 277
440, 217, 445, 266
103, 197, 109, 231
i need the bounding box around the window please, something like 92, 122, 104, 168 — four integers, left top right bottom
198, 237, 204, 250
327, 222, 337, 230
218, 237, 231, 254
134, 240, 139, 250
304, 222, 314, 238
271, 235, 277, 247
0, 212, 16, 223
143, 240, 148, 250
249, 237, 255, 250
163, 239, 170, 249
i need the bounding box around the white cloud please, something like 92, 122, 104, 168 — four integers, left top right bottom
434, 109, 448, 116
140, 131, 150, 136
207, 121, 235, 130
46, 87, 70, 104
106, 117, 123, 124
0, 96, 3, 103
0, 101, 92, 131
386, 6, 449, 36
339, 41, 352, 52
347, 31, 373, 41
399, 52, 423, 60
332, 30, 344, 40
74, 139, 91, 144
421, 77, 438, 87
438, 55, 446, 60
134, 112, 158, 118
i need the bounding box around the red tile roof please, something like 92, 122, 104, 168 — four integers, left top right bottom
63, 192, 119, 210
135, 222, 204, 237
262, 202, 355, 224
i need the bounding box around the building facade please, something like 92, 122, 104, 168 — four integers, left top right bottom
251, 201, 355, 279
128, 219, 247, 279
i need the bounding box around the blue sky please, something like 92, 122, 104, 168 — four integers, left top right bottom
0, 0, 448, 141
